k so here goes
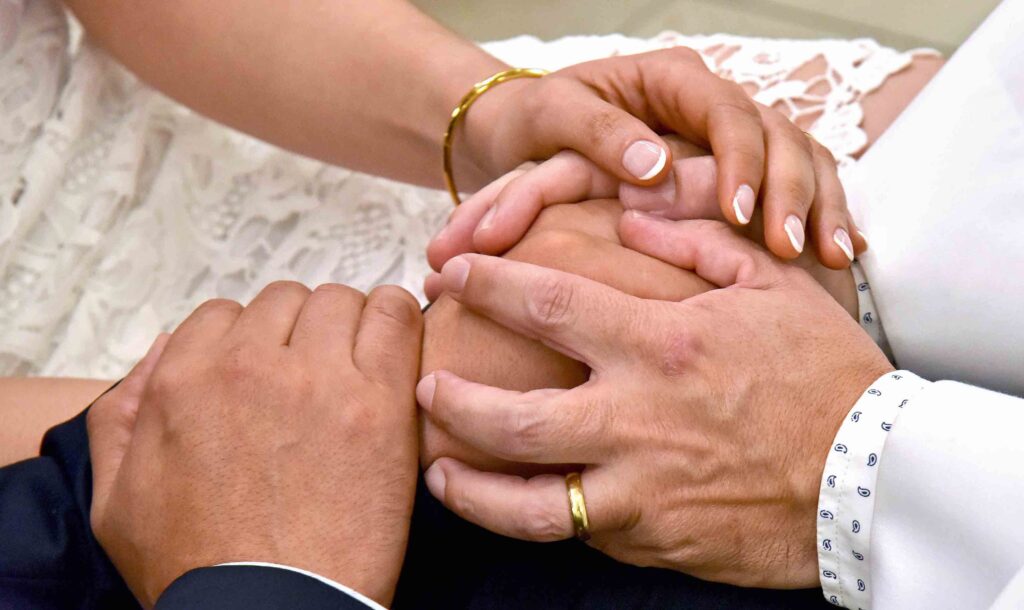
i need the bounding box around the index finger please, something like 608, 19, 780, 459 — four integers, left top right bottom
438, 254, 645, 368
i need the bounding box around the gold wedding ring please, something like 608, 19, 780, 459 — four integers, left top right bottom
565, 471, 591, 541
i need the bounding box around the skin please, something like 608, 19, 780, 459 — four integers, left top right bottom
0, 52, 940, 464
88, 283, 423, 607
420, 199, 858, 476
418, 217, 894, 588
427, 55, 945, 276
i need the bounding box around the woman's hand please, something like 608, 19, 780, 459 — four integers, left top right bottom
437, 48, 864, 270
417, 215, 891, 589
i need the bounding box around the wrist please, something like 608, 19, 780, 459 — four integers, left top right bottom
455, 74, 534, 190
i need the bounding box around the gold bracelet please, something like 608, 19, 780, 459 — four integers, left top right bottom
443, 67, 549, 206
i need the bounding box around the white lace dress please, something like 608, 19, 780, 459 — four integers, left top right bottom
0, 0, 935, 378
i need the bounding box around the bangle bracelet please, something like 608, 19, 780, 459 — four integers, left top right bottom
443, 67, 549, 206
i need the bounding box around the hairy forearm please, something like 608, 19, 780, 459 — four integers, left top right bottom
62, 0, 504, 187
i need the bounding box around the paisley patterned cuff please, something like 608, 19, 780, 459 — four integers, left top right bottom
816, 370, 930, 609
851, 260, 894, 363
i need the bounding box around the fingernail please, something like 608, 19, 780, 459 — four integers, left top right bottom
620, 169, 676, 212
416, 373, 437, 410
441, 256, 471, 293
625, 209, 672, 223
424, 462, 447, 498
622, 140, 667, 181
857, 230, 869, 250
732, 184, 755, 225
834, 228, 855, 261
783, 215, 805, 254
477, 205, 498, 234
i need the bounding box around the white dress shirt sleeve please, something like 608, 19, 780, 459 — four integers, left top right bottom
816, 370, 929, 609
217, 562, 387, 610
842, 0, 1024, 397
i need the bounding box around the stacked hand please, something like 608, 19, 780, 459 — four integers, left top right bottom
87, 282, 423, 607
418, 215, 891, 588
440, 49, 868, 283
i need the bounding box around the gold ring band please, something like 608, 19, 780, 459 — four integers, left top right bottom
565, 471, 591, 541
443, 67, 549, 206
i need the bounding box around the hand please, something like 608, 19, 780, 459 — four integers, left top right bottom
416, 214, 891, 588
426, 147, 863, 303
87, 282, 423, 607
440, 46, 865, 266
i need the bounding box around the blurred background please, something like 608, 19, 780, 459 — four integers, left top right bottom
412, 0, 1001, 55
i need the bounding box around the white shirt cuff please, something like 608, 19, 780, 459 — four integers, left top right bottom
216, 562, 387, 610
851, 260, 894, 363
816, 370, 930, 609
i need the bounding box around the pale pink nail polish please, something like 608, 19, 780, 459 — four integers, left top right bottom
784, 215, 805, 254
834, 228, 855, 261
732, 184, 755, 225
622, 140, 667, 180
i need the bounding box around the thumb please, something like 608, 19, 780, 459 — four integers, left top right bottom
618, 213, 782, 289
619, 156, 721, 220
87, 333, 170, 514
528, 89, 672, 186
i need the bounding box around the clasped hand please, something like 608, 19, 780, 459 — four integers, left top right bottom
87, 282, 423, 607
418, 213, 892, 588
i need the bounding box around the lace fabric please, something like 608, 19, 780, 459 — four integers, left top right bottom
0, 0, 936, 378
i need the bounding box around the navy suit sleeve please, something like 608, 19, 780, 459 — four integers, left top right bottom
155, 566, 373, 610
0, 408, 139, 610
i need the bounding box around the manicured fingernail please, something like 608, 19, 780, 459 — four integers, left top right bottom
783, 215, 805, 254
477, 205, 498, 234
424, 462, 447, 498
857, 230, 869, 249
732, 184, 755, 225
834, 228, 855, 261
622, 140, 667, 181
441, 256, 471, 293
621, 169, 676, 211
416, 373, 437, 410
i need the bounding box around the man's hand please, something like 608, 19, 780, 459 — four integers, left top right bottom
87, 282, 423, 607
416, 214, 891, 588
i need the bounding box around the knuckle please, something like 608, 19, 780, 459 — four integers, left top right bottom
656, 328, 703, 377
516, 492, 568, 541
313, 282, 362, 299
711, 97, 763, 129
812, 141, 838, 168
669, 46, 703, 64
265, 279, 309, 294
149, 363, 183, 398
774, 174, 815, 209
196, 297, 242, 317
500, 404, 551, 459
585, 108, 625, 146
366, 285, 421, 328
526, 276, 577, 332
